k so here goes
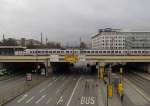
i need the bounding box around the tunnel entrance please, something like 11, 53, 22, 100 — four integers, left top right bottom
50, 62, 97, 75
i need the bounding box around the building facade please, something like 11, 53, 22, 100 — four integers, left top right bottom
125, 32, 150, 49
91, 28, 150, 50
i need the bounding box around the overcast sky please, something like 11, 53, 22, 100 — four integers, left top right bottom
0, 0, 150, 44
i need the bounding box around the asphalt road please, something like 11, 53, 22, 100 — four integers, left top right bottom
0, 75, 25, 94
4, 74, 100, 106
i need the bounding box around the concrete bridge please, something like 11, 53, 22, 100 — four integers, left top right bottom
0, 55, 150, 63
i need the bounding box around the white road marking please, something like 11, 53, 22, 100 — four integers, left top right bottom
48, 76, 62, 87
57, 96, 63, 105
67, 77, 81, 106
35, 95, 47, 104
45, 98, 52, 104
40, 88, 46, 93
17, 94, 28, 103
26, 96, 35, 103
80, 96, 95, 105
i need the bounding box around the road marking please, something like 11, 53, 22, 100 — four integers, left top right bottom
80, 96, 95, 105
67, 77, 81, 106
57, 96, 63, 105
35, 95, 47, 104
40, 88, 46, 93
48, 76, 62, 87
45, 98, 52, 104
26, 96, 35, 103
17, 94, 28, 103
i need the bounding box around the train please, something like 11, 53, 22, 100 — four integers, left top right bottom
14, 49, 150, 56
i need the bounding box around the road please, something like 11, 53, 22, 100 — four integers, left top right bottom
3, 72, 150, 106
0, 75, 25, 94
4, 74, 100, 106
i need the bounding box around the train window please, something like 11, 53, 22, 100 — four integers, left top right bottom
91, 51, 94, 53
49, 51, 52, 53
30, 51, 32, 53
46, 51, 48, 53
70, 51, 73, 53
107, 51, 110, 53
66, 51, 69, 53
80, 51, 84, 53
134, 51, 137, 53
111, 51, 114, 53
82, 51, 86, 53
53, 51, 56, 53
103, 51, 106, 53
42, 51, 44, 53
119, 51, 121, 53
142, 51, 145, 53
87, 51, 90, 53
115, 51, 118, 53
138, 51, 141, 53
95, 51, 98, 53
61, 51, 64, 53
99, 51, 102, 53
35, 51, 37, 53
38, 51, 41, 53
57, 51, 60, 53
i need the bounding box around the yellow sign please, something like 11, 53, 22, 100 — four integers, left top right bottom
64, 55, 78, 63
120, 68, 123, 74
118, 83, 123, 94
108, 85, 113, 97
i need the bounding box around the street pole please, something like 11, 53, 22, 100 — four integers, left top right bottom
107, 85, 108, 106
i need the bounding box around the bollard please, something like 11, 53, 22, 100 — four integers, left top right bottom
108, 84, 113, 98
118, 83, 123, 95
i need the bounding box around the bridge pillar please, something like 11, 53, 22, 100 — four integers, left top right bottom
98, 63, 105, 80
44, 59, 50, 77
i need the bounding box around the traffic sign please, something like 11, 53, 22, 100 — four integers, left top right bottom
64, 55, 78, 63
120, 68, 123, 74
50, 55, 59, 62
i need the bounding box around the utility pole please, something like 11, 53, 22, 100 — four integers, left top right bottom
41, 32, 43, 45
80, 37, 82, 49
3, 34, 5, 43
46, 36, 48, 45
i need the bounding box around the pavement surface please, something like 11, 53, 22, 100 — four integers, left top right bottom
4, 74, 100, 106
2, 73, 150, 106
